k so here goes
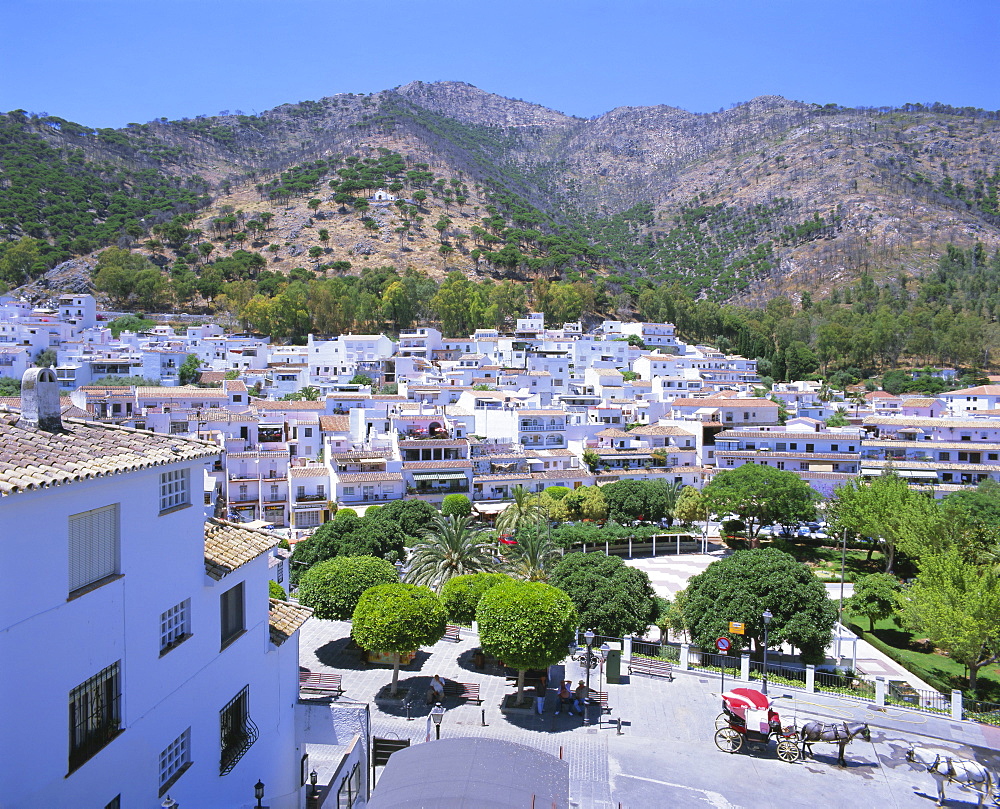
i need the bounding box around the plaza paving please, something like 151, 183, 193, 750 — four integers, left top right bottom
300, 617, 1000, 809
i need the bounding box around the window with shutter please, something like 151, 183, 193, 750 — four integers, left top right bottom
220, 582, 245, 648
68, 504, 120, 596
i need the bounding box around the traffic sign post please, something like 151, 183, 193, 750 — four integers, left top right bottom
716, 637, 731, 692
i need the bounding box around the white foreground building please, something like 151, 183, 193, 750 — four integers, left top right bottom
0, 369, 311, 808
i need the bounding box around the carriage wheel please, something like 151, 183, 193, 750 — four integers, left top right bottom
776, 739, 800, 763
715, 712, 729, 730
714, 728, 743, 753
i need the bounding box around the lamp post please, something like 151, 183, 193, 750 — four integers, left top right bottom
254, 780, 265, 808
599, 642, 610, 695
430, 702, 445, 739
307, 769, 319, 808
761, 609, 773, 695
394, 559, 405, 581
583, 629, 595, 725
161, 797, 178, 809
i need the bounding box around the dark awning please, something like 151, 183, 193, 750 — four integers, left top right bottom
368, 737, 569, 809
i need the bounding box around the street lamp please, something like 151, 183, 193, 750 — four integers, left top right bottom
254, 780, 265, 808
761, 609, 773, 695
583, 629, 595, 725
161, 797, 178, 809
394, 559, 404, 580
430, 702, 445, 739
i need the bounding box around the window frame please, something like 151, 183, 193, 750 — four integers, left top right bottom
220, 581, 246, 649
160, 599, 192, 655
159, 468, 191, 513
158, 727, 192, 795
68, 504, 121, 597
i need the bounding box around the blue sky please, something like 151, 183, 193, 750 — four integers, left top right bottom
3, 0, 998, 128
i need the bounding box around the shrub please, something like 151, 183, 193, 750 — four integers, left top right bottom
298, 556, 398, 620
268, 580, 287, 601
440, 572, 511, 624
441, 493, 471, 518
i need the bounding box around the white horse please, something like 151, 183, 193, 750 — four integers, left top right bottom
906, 745, 995, 807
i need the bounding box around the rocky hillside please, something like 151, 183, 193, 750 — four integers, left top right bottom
3, 83, 1000, 306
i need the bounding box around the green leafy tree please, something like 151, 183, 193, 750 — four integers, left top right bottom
405, 514, 495, 591
673, 485, 708, 527
848, 573, 902, 632
502, 529, 562, 582
829, 473, 945, 572
682, 549, 836, 663
702, 464, 818, 547
377, 498, 439, 539
289, 511, 405, 582
476, 580, 578, 705
440, 572, 511, 624
178, 354, 201, 385
496, 484, 541, 535
268, 580, 287, 601
34, 348, 56, 368
298, 556, 398, 620
901, 546, 1000, 693
351, 583, 447, 696
945, 479, 1000, 529
549, 553, 658, 637
582, 449, 601, 472
349, 373, 373, 386
440, 493, 472, 518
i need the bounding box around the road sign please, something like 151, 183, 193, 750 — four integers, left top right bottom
716, 637, 731, 652
729, 622, 745, 635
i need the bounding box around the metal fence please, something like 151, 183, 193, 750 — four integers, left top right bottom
748, 660, 808, 687
885, 682, 951, 716
814, 669, 876, 702
631, 639, 680, 662
688, 650, 741, 673
965, 699, 1000, 727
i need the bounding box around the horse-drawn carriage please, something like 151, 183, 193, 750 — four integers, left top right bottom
714, 687, 800, 762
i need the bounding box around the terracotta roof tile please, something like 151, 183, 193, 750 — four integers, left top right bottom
0, 413, 219, 497
268, 598, 312, 646
319, 416, 351, 431
204, 518, 277, 580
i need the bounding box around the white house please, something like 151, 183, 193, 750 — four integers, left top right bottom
0, 369, 311, 808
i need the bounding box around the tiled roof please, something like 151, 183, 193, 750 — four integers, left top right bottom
596, 428, 630, 438
536, 469, 591, 479
228, 451, 289, 459
268, 598, 312, 646
901, 398, 941, 407
864, 415, 1000, 429
0, 412, 219, 496
226, 380, 248, 392
135, 386, 227, 399
629, 425, 696, 436
198, 371, 226, 383
319, 415, 351, 431
516, 410, 567, 417
336, 472, 403, 483
204, 518, 277, 580
289, 466, 329, 478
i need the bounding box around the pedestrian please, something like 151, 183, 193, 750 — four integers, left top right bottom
427, 674, 445, 704
534, 674, 547, 715
556, 680, 574, 715
573, 680, 589, 714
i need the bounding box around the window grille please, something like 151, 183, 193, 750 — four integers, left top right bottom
159, 728, 191, 793
219, 686, 257, 775
69, 504, 120, 595
160, 599, 191, 653
69, 662, 122, 770
160, 468, 190, 512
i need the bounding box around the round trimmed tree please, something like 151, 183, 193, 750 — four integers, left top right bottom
298, 556, 398, 620
441, 493, 472, 518
476, 580, 578, 705
440, 572, 512, 624
549, 552, 658, 638
682, 548, 835, 663
351, 583, 447, 695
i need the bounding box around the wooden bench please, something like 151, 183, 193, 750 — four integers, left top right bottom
587, 689, 611, 714
442, 681, 481, 705
299, 670, 344, 696
443, 624, 461, 643
628, 657, 674, 681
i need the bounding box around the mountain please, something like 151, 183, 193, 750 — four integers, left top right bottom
3, 81, 1000, 309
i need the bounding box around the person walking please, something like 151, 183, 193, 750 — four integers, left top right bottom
534, 674, 547, 714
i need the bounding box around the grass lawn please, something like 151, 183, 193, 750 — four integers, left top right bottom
765, 539, 888, 582
843, 608, 1000, 702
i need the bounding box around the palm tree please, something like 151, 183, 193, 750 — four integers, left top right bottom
502, 528, 562, 582
405, 514, 496, 591
655, 480, 685, 526
496, 484, 542, 536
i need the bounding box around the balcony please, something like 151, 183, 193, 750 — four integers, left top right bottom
519, 424, 565, 432
295, 493, 327, 502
